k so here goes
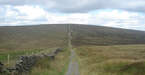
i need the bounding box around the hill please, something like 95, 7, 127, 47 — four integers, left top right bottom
0, 24, 145, 50
0, 24, 68, 50
71, 24, 145, 46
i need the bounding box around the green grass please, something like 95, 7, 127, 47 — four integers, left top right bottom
76, 44, 145, 75
0, 48, 50, 68
0, 49, 42, 61
0, 47, 70, 75
0, 47, 59, 67
30, 48, 70, 75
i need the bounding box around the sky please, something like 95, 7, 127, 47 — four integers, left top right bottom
0, 0, 145, 31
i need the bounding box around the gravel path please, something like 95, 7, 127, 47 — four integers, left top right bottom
65, 25, 79, 75
65, 50, 79, 75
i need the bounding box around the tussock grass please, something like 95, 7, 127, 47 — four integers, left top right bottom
0, 49, 43, 61
76, 44, 145, 75
0, 49, 44, 67
30, 48, 70, 75
0, 48, 57, 67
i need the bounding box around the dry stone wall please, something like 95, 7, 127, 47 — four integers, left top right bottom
0, 48, 63, 75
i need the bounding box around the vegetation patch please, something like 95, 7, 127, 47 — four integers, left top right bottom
30, 48, 70, 75
76, 45, 145, 75
71, 24, 145, 46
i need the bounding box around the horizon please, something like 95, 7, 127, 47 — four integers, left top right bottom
0, 23, 145, 32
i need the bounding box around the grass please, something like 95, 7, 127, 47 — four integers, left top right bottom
1, 24, 145, 50
71, 24, 145, 46
1, 24, 145, 75
0, 24, 68, 50
0, 47, 70, 75
0, 49, 45, 67
30, 48, 70, 75
0, 24, 69, 75
0, 49, 43, 61
75, 44, 145, 75
0, 48, 58, 67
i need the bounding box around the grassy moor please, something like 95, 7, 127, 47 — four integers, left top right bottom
0, 24, 145, 75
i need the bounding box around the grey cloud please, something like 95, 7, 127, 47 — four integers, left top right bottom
0, 0, 145, 13
0, 0, 145, 31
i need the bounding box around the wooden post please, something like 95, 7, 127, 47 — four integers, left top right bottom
32, 52, 34, 55
11, 72, 14, 75
7, 54, 10, 66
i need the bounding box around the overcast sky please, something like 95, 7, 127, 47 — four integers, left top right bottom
0, 0, 145, 31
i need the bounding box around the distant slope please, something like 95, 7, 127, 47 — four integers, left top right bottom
0, 24, 145, 50
71, 24, 145, 46
0, 24, 68, 50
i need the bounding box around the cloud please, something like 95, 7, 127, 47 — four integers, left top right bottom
0, 0, 145, 13
14, 5, 48, 20
91, 9, 145, 30
0, 0, 145, 31
0, 5, 145, 31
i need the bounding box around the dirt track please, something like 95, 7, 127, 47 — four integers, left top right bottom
65, 25, 79, 75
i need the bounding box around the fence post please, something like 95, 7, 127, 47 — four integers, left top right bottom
7, 54, 10, 66
32, 52, 34, 55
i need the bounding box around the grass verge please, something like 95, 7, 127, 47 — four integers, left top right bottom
30, 48, 70, 75
76, 44, 145, 75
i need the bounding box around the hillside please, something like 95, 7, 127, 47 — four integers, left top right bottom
0, 24, 68, 50
1, 24, 145, 75
0, 24, 145, 50
71, 24, 145, 46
